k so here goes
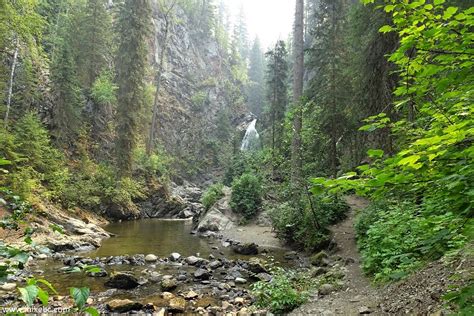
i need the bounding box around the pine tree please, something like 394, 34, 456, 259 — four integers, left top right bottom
232, 6, 250, 62
115, 0, 152, 176
247, 37, 265, 116
265, 41, 289, 177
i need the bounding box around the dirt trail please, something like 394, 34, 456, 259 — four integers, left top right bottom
290, 196, 381, 316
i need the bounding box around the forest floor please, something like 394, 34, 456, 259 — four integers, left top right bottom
290, 195, 381, 316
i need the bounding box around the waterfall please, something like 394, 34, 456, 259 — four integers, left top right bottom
240, 119, 260, 151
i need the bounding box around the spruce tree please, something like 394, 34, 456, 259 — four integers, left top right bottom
247, 37, 265, 116
265, 41, 289, 176
115, 0, 152, 176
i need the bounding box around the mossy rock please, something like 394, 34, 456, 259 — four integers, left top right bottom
310, 251, 329, 266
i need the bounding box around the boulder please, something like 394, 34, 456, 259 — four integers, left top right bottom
145, 254, 158, 262
162, 292, 174, 300
107, 299, 143, 313
232, 243, 258, 255
104, 272, 139, 289
208, 260, 222, 269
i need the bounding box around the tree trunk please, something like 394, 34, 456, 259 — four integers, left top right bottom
4, 38, 19, 128
291, 0, 305, 185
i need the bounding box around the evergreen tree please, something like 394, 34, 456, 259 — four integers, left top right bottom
306, 0, 351, 177
291, 0, 305, 183
50, 12, 83, 146
265, 41, 289, 176
232, 6, 250, 62
75, 0, 113, 89
115, 0, 152, 176
247, 37, 265, 116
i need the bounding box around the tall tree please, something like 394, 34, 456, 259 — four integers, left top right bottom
247, 37, 265, 116
75, 0, 113, 89
265, 41, 289, 177
115, 0, 152, 176
291, 0, 305, 183
232, 5, 249, 62
306, 0, 351, 177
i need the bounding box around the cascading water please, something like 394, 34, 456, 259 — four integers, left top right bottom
240, 119, 260, 151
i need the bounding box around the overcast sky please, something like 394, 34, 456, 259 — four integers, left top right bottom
226, 0, 296, 50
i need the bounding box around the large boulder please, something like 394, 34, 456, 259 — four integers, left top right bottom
105, 272, 139, 289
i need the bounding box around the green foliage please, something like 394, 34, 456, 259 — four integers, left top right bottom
443, 283, 474, 315
355, 202, 470, 281
270, 193, 349, 251
311, 0, 474, 282
0, 113, 69, 200
91, 71, 117, 105
201, 183, 224, 210
230, 173, 262, 220
252, 267, 310, 313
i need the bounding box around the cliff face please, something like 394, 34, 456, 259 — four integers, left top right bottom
150, 3, 251, 181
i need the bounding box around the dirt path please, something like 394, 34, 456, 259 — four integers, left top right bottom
290, 196, 381, 316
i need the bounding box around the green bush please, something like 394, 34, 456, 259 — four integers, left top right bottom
230, 173, 262, 219
201, 183, 224, 210
356, 202, 470, 281
252, 267, 309, 313
270, 194, 348, 251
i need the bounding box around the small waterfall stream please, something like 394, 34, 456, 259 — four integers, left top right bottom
240, 119, 260, 151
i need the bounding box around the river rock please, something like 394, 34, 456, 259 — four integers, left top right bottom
186, 256, 202, 265
359, 306, 372, 314
235, 277, 247, 284
209, 260, 222, 269
107, 299, 143, 313
161, 278, 178, 291
169, 252, 181, 261
162, 292, 174, 300
37, 254, 48, 260
0, 283, 17, 291
105, 272, 139, 289
232, 243, 258, 255
255, 273, 272, 282
185, 290, 199, 300
194, 268, 210, 280
168, 297, 186, 312
319, 283, 334, 295
145, 254, 158, 262
248, 258, 267, 273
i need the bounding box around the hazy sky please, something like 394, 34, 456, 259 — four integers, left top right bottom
226, 0, 296, 50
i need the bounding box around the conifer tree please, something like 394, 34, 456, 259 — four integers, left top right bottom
247, 37, 265, 116
265, 41, 289, 176
115, 0, 152, 176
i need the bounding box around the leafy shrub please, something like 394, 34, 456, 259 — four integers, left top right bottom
230, 173, 262, 219
270, 194, 349, 251
133, 147, 172, 179
252, 267, 309, 313
356, 202, 469, 281
201, 183, 224, 210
